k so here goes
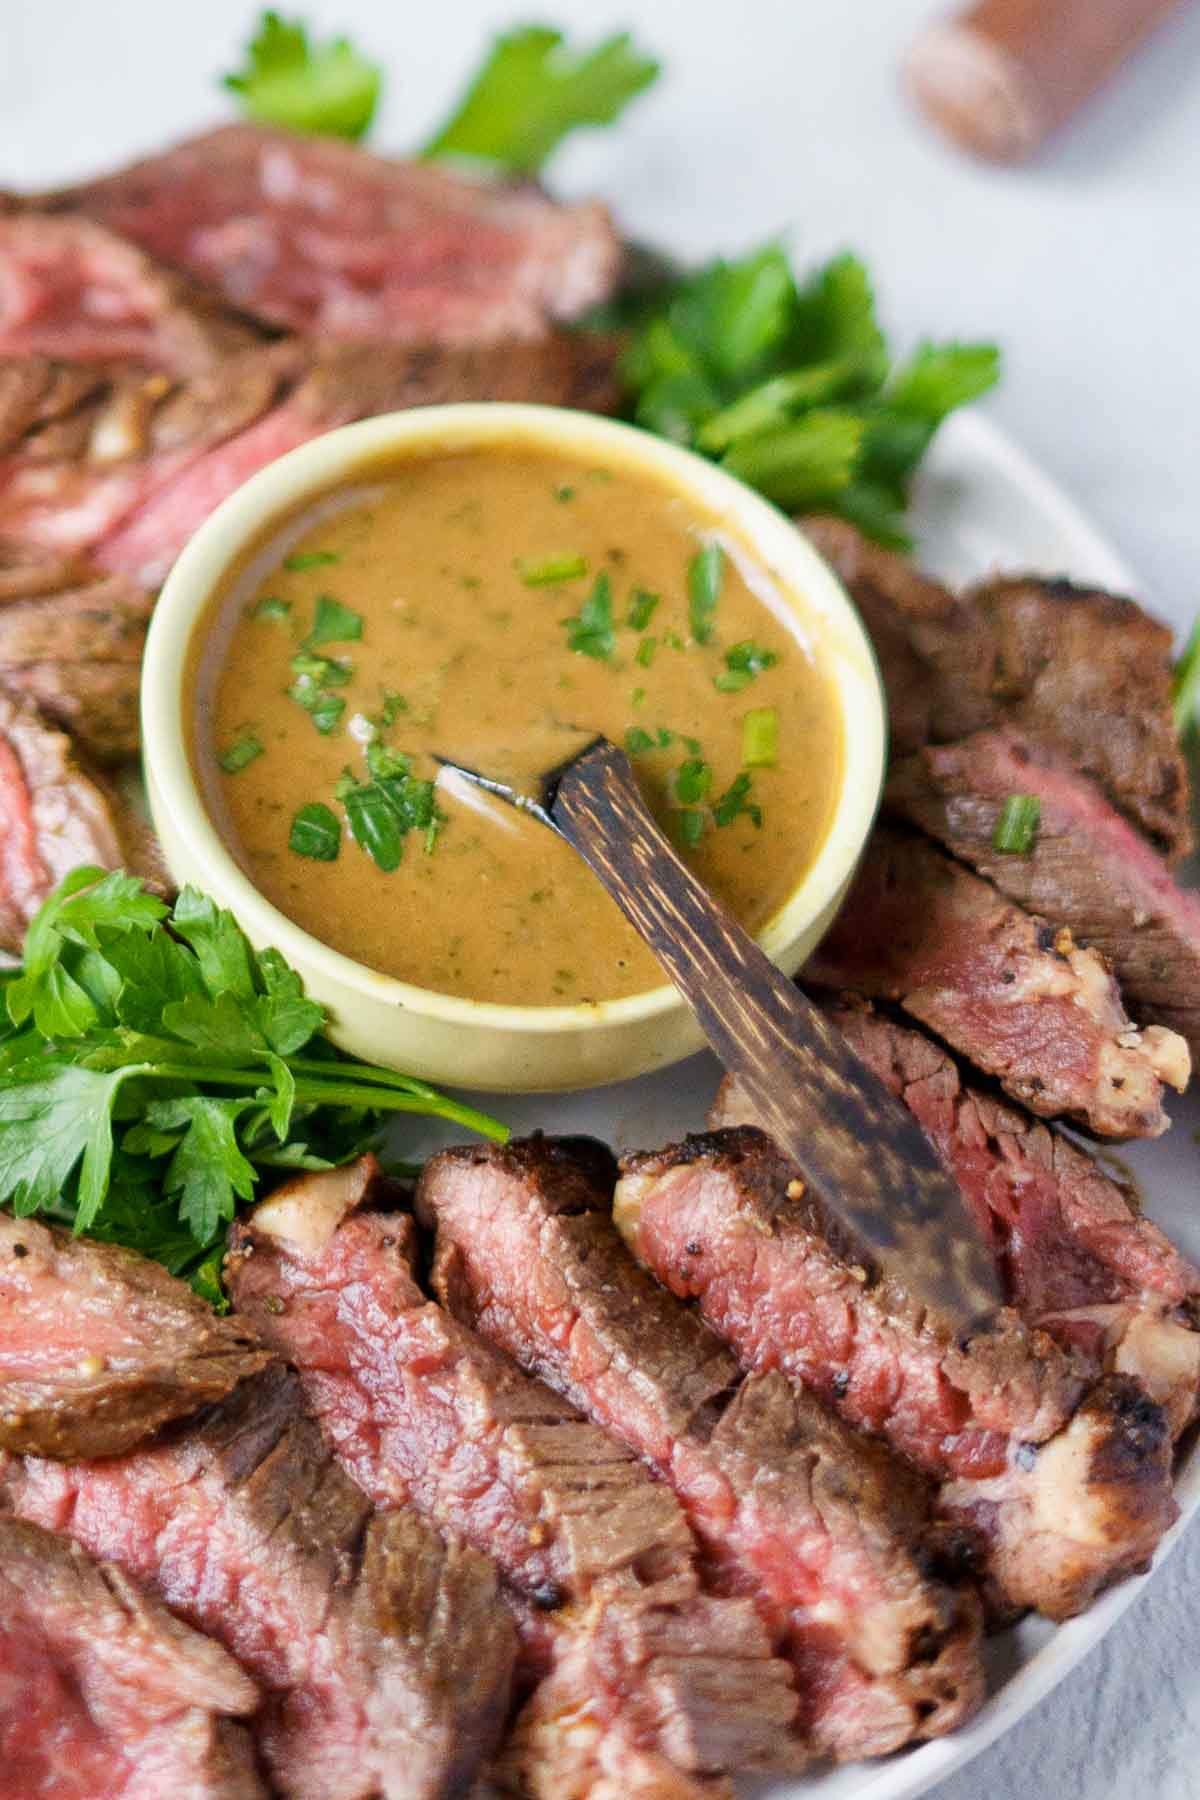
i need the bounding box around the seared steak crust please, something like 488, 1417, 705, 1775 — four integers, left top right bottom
619, 1127, 1177, 1619
805, 824, 1187, 1139
0, 1366, 515, 1800
46, 124, 622, 347
418, 1138, 985, 1760
0, 1513, 264, 1799
888, 728, 1200, 1060
803, 516, 1190, 860
226, 1159, 799, 1790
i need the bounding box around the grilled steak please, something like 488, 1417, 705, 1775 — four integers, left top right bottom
226, 1157, 801, 1791
0, 685, 168, 951
804, 516, 1191, 860
714, 1000, 1200, 1437
0, 1365, 515, 1800
418, 1138, 985, 1759
617, 1127, 1177, 1620
888, 727, 1200, 1060
0, 212, 263, 373
0, 334, 621, 591
47, 124, 622, 346
805, 824, 1188, 1138
0, 1210, 269, 1458
0, 1514, 264, 1799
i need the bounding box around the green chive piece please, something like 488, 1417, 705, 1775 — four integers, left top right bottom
714, 668, 754, 694
719, 640, 779, 689
688, 542, 724, 644
742, 707, 779, 767
626, 588, 660, 631
714, 771, 763, 828
636, 635, 658, 668
624, 726, 655, 755
630, 687, 647, 708
284, 550, 340, 571
992, 794, 1041, 855
674, 808, 707, 848
289, 802, 341, 860
218, 731, 264, 775
518, 553, 589, 586
673, 758, 712, 805
305, 595, 363, 646
249, 595, 291, 622
655, 727, 674, 749
564, 572, 616, 659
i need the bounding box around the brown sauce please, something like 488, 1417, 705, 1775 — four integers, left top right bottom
190, 447, 842, 1006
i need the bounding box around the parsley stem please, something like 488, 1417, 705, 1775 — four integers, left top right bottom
139, 1064, 508, 1142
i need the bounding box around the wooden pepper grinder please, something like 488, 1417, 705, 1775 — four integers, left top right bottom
907, 0, 1188, 161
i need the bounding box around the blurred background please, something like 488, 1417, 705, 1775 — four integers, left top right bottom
4, 1, 1200, 1794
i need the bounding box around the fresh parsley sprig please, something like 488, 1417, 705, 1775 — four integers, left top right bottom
0, 869, 506, 1301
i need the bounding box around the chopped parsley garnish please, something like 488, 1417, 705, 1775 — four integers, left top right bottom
518, 552, 589, 587
626, 589, 659, 631
289, 802, 341, 860
1173, 620, 1200, 739
742, 707, 779, 768
554, 484, 576, 503
304, 596, 363, 646
288, 647, 352, 736
249, 595, 291, 622
714, 640, 779, 693
630, 686, 646, 708
0, 869, 505, 1302
992, 795, 1041, 856
218, 731, 265, 775
564, 572, 617, 660
422, 25, 659, 175
624, 727, 656, 755
284, 550, 341, 571
373, 690, 409, 729
688, 544, 724, 644
714, 772, 763, 828
623, 244, 999, 547
673, 809, 707, 849
339, 758, 445, 873
636, 636, 658, 668
673, 758, 713, 805
222, 11, 382, 140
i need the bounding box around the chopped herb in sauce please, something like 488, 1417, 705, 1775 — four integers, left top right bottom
714, 771, 763, 828
564, 572, 616, 659
635, 635, 658, 668
630, 686, 646, 708
624, 726, 655, 755
714, 639, 780, 693
993, 794, 1041, 855
249, 596, 291, 622
626, 588, 659, 631
673, 808, 707, 848
742, 706, 778, 768
218, 731, 264, 775
288, 648, 352, 736
289, 802, 341, 860
372, 690, 409, 728
339, 758, 446, 872
305, 595, 363, 646
553, 484, 576, 502
518, 552, 589, 586
284, 550, 341, 571
663, 629, 686, 652
673, 758, 712, 805
688, 543, 724, 644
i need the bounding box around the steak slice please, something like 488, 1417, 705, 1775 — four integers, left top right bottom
48, 124, 622, 346
617, 1128, 1176, 1620
714, 1000, 1200, 1437
226, 1157, 799, 1791
0, 213, 263, 374
803, 516, 1191, 860
0, 684, 168, 952
0, 1514, 264, 1799
888, 727, 1200, 1060
0, 1210, 270, 1459
418, 1138, 985, 1760
0, 1366, 515, 1800
805, 823, 1188, 1138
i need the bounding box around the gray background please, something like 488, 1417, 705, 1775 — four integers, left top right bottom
4, 0, 1200, 1792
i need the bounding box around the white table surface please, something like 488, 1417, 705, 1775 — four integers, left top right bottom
4, 1, 1200, 1792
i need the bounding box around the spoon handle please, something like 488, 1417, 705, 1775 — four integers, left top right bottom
548, 738, 1001, 1332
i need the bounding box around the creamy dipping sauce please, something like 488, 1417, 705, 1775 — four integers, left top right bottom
189, 446, 843, 1006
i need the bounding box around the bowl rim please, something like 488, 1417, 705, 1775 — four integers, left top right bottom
142, 402, 885, 1037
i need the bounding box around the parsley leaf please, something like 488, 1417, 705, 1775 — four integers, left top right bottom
339, 760, 445, 872
284, 550, 340, 571
223, 11, 381, 140
305, 596, 363, 647
218, 730, 264, 774
714, 771, 763, 829
424, 25, 659, 175
290, 802, 341, 860
564, 572, 617, 660
715, 640, 779, 692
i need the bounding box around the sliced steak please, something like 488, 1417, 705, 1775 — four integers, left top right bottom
0, 1514, 264, 1799
714, 1000, 1200, 1437
48, 124, 622, 346
0, 685, 168, 952
806, 824, 1187, 1138
0, 213, 263, 373
0, 333, 621, 590
0, 1366, 515, 1800
888, 727, 1200, 1059
226, 1157, 799, 1790
803, 516, 1191, 859
0, 1210, 269, 1459
418, 1138, 985, 1760
617, 1128, 1176, 1620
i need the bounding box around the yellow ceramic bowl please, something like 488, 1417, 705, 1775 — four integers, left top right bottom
142, 404, 884, 1093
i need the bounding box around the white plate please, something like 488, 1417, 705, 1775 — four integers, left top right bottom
398, 405, 1200, 1800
